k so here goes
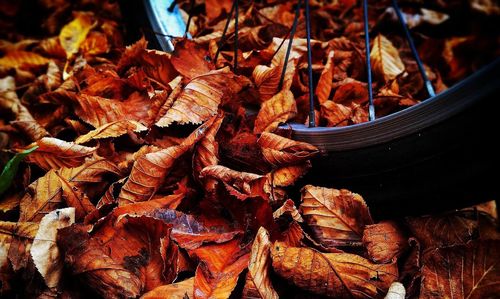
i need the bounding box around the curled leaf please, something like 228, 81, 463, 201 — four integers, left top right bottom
243, 227, 279, 299
156, 68, 250, 127
300, 185, 373, 248
118, 118, 216, 205
254, 90, 297, 134
271, 242, 398, 298
75, 120, 147, 144
315, 50, 335, 104
257, 132, 318, 167
200, 165, 269, 201
192, 238, 250, 299
22, 137, 96, 170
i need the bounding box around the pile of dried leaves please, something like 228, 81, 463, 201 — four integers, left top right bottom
1, 0, 499, 298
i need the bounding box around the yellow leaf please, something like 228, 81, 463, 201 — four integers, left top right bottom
370, 35, 405, 82
59, 13, 93, 59
0, 51, 49, 69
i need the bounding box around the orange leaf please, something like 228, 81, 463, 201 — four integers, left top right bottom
192, 113, 224, 186
242, 227, 279, 299
200, 165, 269, 201
0, 51, 50, 69
420, 240, 500, 299
80, 31, 109, 56
192, 238, 250, 299
118, 118, 217, 205
72, 92, 153, 128
19, 158, 121, 222
257, 132, 319, 167
58, 215, 175, 298
267, 162, 311, 187
273, 199, 304, 222
300, 185, 373, 248
0, 221, 39, 272
254, 90, 297, 134
205, 0, 233, 20
156, 68, 249, 127
75, 120, 147, 144
315, 50, 335, 105
362, 220, 408, 263
320, 101, 352, 127
170, 39, 214, 79
141, 277, 194, 299
271, 242, 398, 298
22, 137, 96, 170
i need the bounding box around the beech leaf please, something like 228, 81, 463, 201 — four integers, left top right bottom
300, 185, 373, 248
59, 13, 93, 59
141, 277, 194, 299
420, 240, 500, 299
156, 68, 250, 127
242, 227, 279, 299
370, 35, 405, 82
21, 137, 96, 170
30, 207, 75, 288
254, 90, 297, 134
75, 120, 147, 144
362, 220, 408, 263
271, 242, 398, 298
258, 132, 319, 167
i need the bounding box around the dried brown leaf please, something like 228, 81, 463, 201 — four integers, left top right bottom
192, 238, 250, 299
19, 158, 121, 222
300, 185, 373, 248
254, 90, 297, 134
0, 221, 39, 272
362, 220, 408, 263
58, 215, 174, 298
118, 118, 216, 205
258, 132, 318, 167
75, 120, 147, 144
22, 137, 96, 170
171, 39, 214, 79
420, 240, 500, 299
271, 242, 398, 298
141, 277, 194, 299
242, 227, 279, 299
315, 50, 335, 105
200, 165, 269, 201
406, 211, 478, 250
157, 68, 249, 127
0, 76, 49, 141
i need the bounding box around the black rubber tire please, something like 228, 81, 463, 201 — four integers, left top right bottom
290, 59, 500, 218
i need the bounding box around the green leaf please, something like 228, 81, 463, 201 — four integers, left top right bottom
0, 146, 38, 195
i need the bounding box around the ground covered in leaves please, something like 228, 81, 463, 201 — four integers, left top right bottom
1, 0, 499, 298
